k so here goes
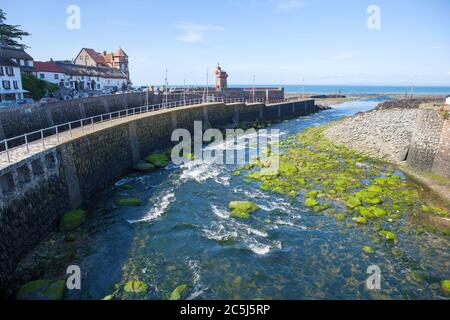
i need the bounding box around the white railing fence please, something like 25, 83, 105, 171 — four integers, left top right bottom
0, 97, 299, 164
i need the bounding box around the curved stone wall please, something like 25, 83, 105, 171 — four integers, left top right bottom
0, 99, 320, 288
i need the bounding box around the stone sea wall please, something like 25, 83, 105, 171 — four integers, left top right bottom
325, 105, 450, 178
0, 99, 320, 288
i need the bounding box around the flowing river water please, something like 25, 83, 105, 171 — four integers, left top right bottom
63, 98, 449, 300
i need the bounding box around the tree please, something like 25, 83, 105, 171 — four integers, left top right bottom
22, 73, 59, 100
0, 9, 30, 50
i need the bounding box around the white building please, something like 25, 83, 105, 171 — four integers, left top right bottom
0, 58, 26, 101
33, 60, 128, 92
34, 61, 67, 86
55, 61, 128, 91
446, 96, 450, 106
0, 46, 34, 74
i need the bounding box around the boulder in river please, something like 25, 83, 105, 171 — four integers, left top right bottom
16, 279, 65, 300
60, 209, 86, 232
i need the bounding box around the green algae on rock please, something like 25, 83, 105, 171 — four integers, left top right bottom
229, 201, 260, 219
170, 284, 190, 300
362, 246, 375, 254
60, 209, 86, 232
441, 280, 450, 293
117, 198, 143, 207
120, 184, 135, 191
379, 230, 397, 241
146, 153, 170, 168
17, 279, 65, 300
236, 123, 450, 243
124, 280, 149, 294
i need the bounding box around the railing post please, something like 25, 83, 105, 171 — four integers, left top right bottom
69, 122, 73, 138
5, 140, 10, 163
24, 135, 30, 154
56, 126, 59, 143
41, 129, 45, 150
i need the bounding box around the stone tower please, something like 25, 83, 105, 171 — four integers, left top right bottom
215, 63, 228, 91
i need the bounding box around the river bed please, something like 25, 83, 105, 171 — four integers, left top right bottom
55, 97, 450, 300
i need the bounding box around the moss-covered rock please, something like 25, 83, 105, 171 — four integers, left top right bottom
336, 214, 348, 220
146, 153, 170, 168
352, 216, 367, 224
169, 284, 189, 300
134, 161, 156, 173
60, 209, 86, 232
17, 279, 65, 300
441, 280, 450, 293
346, 196, 361, 209
229, 201, 260, 219
362, 246, 374, 254
120, 184, 135, 190
304, 198, 319, 207
124, 281, 148, 294
379, 230, 397, 241
116, 198, 143, 207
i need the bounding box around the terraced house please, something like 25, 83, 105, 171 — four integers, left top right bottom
0, 57, 25, 102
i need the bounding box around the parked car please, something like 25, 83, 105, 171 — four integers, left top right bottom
39, 97, 59, 104
0, 101, 19, 108
17, 98, 35, 105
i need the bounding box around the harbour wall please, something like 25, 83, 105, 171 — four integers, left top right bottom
325, 105, 450, 178
0, 99, 320, 289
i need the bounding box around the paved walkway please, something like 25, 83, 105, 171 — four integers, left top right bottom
0, 103, 206, 170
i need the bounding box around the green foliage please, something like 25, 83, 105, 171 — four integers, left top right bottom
0, 9, 30, 49
21, 73, 59, 100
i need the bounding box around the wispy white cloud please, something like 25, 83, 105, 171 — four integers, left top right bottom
175, 22, 224, 43
331, 51, 360, 60
447, 71, 450, 75
272, 0, 307, 13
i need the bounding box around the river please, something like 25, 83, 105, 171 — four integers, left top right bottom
66, 97, 449, 300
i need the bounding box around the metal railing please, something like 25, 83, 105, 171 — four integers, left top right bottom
0, 96, 302, 164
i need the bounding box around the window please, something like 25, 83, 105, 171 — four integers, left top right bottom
0, 67, 3, 76
13, 81, 19, 89
40, 73, 45, 79
2, 80, 11, 89
54, 74, 59, 80
6, 67, 14, 76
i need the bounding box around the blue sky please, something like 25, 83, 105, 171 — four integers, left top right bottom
2, 0, 450, 86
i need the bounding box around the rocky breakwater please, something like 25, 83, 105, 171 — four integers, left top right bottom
324, 98, 450, 209
325, 108, 421, 162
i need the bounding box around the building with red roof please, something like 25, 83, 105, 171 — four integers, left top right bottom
34, 60, 66, 86
74, 48, 130, 81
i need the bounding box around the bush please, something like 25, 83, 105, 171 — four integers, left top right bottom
22, 73, 59, 100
